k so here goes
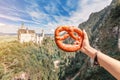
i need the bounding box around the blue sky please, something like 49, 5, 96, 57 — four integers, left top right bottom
0, 0, 112, 33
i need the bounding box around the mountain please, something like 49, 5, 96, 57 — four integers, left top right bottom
78, 0, 120, 54
0, 0, 120, 80
75, 0, 120, 79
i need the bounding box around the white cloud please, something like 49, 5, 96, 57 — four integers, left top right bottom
0, 14, 25, 22
42, 0, 112, 34
28, 10, 47, 20
0, 13, 37, 24
0, 23, 45, 34
44, 2, 59, 14
0, 23, 5, 26
0, 0, 112, 34
0, 23, 19, 33
0, 1, 38, 24
68, 0, 112, 26
58, 0, 112, 26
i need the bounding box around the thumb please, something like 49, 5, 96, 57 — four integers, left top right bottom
83, 30, 88, 40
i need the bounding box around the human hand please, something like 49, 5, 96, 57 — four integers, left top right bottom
80, 30, 91, 53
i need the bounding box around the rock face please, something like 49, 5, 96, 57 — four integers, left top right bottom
76, 0, 120, 79
78, 0, 120, 54
60, 1, 120, 80
118, 26, 120, 50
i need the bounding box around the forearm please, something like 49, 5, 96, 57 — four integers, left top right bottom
83, 46, 120, 79
97, 51, 120, 79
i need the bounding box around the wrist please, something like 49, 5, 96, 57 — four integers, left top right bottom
82, 45, 92, 53
83, 46, 97, 59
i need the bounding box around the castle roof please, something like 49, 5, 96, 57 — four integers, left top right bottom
18, 29, 35, 34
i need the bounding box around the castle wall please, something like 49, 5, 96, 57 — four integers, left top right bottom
20, 34, 36, 43
18, 26, 44, 44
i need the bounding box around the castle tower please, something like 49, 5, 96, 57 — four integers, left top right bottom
26, 27, 29, 34
41, 29, 44, 37
21, 22, 26, 29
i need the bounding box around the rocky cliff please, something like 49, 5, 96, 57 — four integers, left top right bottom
76, 0, 120, 79
79, 0, 120, 55
0, 0, 120, 80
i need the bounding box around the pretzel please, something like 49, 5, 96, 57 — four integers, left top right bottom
55, 26, 84, 52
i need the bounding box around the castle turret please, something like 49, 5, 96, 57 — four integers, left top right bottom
21, 22, 26, 29
26, 27, 29, 34
41, 29, 44, 37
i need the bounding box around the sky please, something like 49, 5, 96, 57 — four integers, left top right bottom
0, 0, 112, 34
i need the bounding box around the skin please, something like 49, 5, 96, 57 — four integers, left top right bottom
80, 30, 120, 79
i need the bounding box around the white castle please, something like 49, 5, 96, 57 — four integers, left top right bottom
18, 23, 44, 44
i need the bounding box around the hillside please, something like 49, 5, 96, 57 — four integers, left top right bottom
78, 0, 120, 59
74, 0, 120, 79
0, 37, 76, 80
58, 0, 120, 80
0, 0, 120, 80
